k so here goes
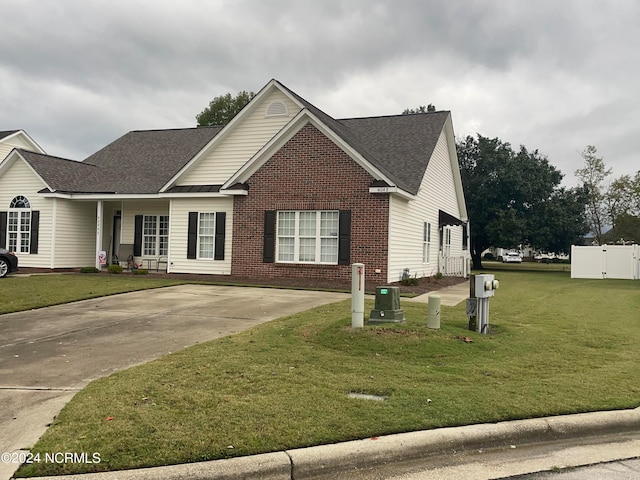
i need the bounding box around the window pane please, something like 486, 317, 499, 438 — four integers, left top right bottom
278, 212, 295, 236
320, 238, 338, 263
298, 212, 316, 237
278, 237, 294, 261
299, 237, 316, 262
320, 211, 339, 236
198, 213, 215, 259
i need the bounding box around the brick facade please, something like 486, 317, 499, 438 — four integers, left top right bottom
231, 123, 389, 282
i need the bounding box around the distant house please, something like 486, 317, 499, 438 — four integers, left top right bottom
0, 80, 469, 282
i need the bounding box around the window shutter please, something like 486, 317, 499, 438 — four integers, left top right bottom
338, 210, 351, 265
30, 211, 40, 254
263, 211, 276, 263
133, 215, 143, 256
0, 212, 6, 249
214, 212, 226, 260
187, 212, 198, 259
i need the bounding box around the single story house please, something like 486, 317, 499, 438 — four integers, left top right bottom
0, 79, 469, 283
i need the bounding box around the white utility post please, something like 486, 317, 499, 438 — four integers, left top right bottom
351, 263, 365, 328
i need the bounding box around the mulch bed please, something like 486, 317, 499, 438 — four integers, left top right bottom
15, 268, 467, 296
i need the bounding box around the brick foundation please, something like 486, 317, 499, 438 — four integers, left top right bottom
231, 123, 389, 282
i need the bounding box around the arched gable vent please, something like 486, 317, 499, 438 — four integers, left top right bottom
265, 100, 288, 117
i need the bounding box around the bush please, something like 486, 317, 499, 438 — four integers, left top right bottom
132, 269, 149, 275
80, 267, 99, 274
107, 264, 123, 274
400, 276, 419, 286
483, 253, 495, 261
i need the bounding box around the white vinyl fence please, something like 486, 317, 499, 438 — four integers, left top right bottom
571, 245, 639, 280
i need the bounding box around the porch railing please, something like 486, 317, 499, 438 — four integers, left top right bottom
440, 255, 470, 277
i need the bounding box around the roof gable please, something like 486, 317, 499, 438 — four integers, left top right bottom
12, 149, 107, 193
84, 127, 221, 194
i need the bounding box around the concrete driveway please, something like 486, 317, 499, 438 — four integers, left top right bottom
0, 284, 348, 479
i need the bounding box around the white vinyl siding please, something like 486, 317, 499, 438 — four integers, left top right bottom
387, 129, 466, 282
52, 199, 97, 268
0, 158, 53, 267
169, 197, 233, 275
177, 91, 301, 186
120, 201, 170, 245
0, 134, 38, 161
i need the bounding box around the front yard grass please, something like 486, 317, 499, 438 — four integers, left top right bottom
16, 270, 640, 477
0, 274, 184, 315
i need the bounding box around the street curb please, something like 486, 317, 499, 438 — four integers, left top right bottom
26, 407, 640, 480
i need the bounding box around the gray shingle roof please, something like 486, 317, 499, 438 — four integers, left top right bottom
83, 127, 222, 194
339, 112, 450, 195
277, 81, 449, 195
9, 84, 451, 197
0, 130, 20, 141
18, 150, 111, 193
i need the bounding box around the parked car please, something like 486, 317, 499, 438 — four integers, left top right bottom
502, 252, 523, 263
0, 248, 19, 278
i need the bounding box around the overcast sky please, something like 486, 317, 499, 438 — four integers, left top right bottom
2, 0, 638, 186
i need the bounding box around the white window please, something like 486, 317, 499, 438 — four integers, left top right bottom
277, 211, 339, 264
8, 196, 31, 254
143, 215, 169, 256
422, 222, 431, 264
198, 212, 216, 259
443, 226, 452, 257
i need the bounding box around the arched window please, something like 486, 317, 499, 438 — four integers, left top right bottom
8, 195, 32, 253
10, 195, 30, 209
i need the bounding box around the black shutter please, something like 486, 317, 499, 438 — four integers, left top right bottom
187, 212, 198, 259
30, 211, 40, 254
133, 215, 143, 256
263, 210, 276, 263
0, 212, 6, 249
214, 212, 226, 260
338, 210, 351, 265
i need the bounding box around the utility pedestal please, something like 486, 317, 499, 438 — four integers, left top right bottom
368, 286, 405, 325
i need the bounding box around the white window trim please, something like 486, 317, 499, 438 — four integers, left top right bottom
276, 210, 339, 265
423, 222, 431, 264
8, 195, 31, 254
142, 215, 169, 257
197, 212, 216, 260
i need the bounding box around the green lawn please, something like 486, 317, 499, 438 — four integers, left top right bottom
15, 270, 640, 477
0, 274, 184, 315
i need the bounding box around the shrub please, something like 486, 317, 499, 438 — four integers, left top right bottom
483, 252, 495, 260
132, 269, 149, 275
400, 276, 419, 286
107, 264, 123, 274
80, 267, 99, 274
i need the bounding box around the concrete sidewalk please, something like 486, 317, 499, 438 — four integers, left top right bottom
404, 281, 469, 306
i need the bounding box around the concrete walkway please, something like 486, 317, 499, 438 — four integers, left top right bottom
0, 285, 349, 480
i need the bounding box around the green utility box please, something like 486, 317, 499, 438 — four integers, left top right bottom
368, 286, 405, 325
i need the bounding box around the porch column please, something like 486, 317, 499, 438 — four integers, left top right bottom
95, 200, 104, 269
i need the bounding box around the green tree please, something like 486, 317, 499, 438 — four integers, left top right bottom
457, 134, 586, 269
574, 145, 611, 245
402, 104, 436, 114
196, 90, 255, 126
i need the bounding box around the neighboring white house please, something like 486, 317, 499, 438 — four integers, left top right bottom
0, 79, 470, 283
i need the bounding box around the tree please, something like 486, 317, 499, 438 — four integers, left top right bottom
196, 90, 255, 127
402, 104, 436, 114
574, 145, 611, 244
457, 134, 587, 269
575, 146, 640, 244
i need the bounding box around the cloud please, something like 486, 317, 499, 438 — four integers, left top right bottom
1, 0, 638, 184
